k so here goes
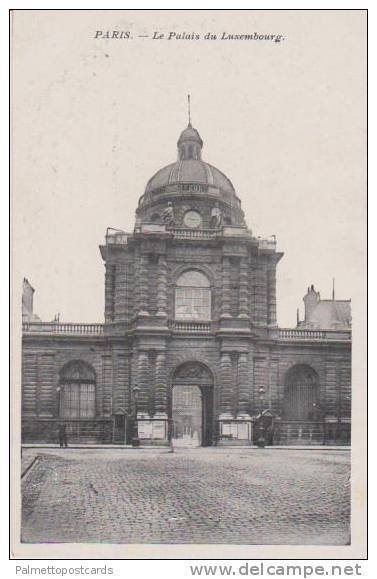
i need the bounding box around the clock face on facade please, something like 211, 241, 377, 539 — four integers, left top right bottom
183, 210, 202, 229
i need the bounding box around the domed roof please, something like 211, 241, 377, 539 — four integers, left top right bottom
138, 120, 245, 226
145, 159, 235, 195
145, 123, 235, 196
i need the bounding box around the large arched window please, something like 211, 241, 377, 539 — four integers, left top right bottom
59, 360, 96, 419
175, 270, 211, 321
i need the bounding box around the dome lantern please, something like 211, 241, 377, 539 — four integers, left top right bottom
177, 124, 203, 160
177, 95, 203, 160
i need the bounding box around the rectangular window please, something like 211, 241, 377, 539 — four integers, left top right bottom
175, 287, 211, 320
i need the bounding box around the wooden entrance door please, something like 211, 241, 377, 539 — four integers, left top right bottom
283, 365, 319, 421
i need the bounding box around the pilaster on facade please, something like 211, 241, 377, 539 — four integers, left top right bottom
22, 353, 38, 416
238, 258, 250, 319
156, 255, 168, 319
104, 262, 116, 323
324, 359, 338, 418
101, 353, 113, 417
268, 354, 280, 415
341, 362, 352, 418
237, 352, 251, 417
252, 355, 267, 415
221, 256, 232, 319
137, 350, 151, 417
137, 254, 150, 318
114, 261, 128, 322
36, 352, 55, 417
217, 348, 253, 445
112, 351, 129, 416
267, 264, 277, 327
132, 248, 140, 319
154, 351, 168, 417
219, 351, 233, 418
254, 264, 268, 326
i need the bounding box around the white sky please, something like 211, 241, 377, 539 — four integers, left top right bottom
12, 9, 366, 327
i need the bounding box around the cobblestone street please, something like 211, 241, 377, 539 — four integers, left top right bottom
21, 448, 350, 545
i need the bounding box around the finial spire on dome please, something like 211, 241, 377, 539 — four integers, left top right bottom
187, 94, 191, 127
177, 101, 203, 160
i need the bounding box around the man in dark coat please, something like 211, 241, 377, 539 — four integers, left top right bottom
58, 423, 68, 448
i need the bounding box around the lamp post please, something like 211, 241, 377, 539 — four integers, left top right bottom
168, 417, 175, 453
56, 386, 61, 416
312, 402, 323, 421
257, 386, 266, 448
131, 385, 140, 447
311, 401, 326, 444
56, 386, 62, 446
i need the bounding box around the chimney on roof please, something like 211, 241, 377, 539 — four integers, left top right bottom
22, 278, 35, 321
303, 284, 320, 323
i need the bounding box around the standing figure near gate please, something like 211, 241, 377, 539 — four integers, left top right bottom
58, 423, 68, 448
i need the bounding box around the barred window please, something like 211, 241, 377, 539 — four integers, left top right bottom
175, 270, 211, 321
60, 383, 95, 418
59, 361, 96, 419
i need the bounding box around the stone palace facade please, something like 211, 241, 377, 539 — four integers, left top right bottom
21, 120, 352, 446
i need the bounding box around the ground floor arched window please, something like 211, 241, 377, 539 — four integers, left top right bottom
283, 364, 319, 421
59, 360, 96, 419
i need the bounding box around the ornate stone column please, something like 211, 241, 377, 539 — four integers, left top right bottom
219, 352, 233, 418
238, 258, 249, 318
156, 255, 168, 318
104, 263, 116, 322
115, 262, 127, 322
137, 350, 150, 417
217, 351, 252, 445
267, 265, 277, 326
137, 255, 149, 317
237, 352, 251, 417
254, 265, 268, 326
132, 249, 140, 319
154, 351, 168, 417
221, 256, 231, 318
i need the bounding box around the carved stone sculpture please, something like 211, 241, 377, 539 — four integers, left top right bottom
210, 202, 223, 228
162, 202, 175, 226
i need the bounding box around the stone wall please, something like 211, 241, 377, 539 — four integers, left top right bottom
21, 331, 351, 445
102, 234, 280, 329
21, 335, 132, 443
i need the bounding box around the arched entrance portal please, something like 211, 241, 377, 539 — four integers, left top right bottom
172, 385, 202, 447
171, 362, 214, 447
283, 364, 320, 421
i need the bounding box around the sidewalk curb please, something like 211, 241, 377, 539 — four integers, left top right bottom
21, 444, 351, 451
21, 455, 40, 479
